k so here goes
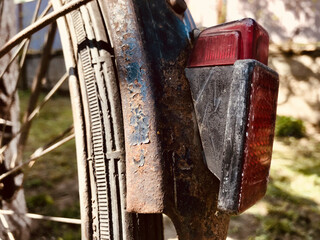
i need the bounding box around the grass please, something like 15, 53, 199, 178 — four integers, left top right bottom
228, 137, 320, 240
275, 116, 306, 138
19, 90, 80, 240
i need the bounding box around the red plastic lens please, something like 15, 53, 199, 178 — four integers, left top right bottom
238, 64, 278, 213
188, 31, 240, 67
188, 18, 269, 67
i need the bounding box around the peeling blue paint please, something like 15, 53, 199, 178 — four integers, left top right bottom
118, 0, 195, 147
125, 62, 148, 100
129, 106, 150, 145
121, 34, 150, 143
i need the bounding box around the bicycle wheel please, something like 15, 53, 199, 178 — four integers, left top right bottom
0, 0, 163, 239
54, 0, 164, 239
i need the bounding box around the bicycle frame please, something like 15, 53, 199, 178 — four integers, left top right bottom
100, 0, 230, 239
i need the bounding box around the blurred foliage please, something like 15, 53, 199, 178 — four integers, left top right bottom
20, 90, 80, 239
27, 193, 54, 212
275, 115, 306, 138
228, 138, 320, 239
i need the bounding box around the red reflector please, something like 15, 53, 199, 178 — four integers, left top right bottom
238, 64, 278, 213
208, 60, 279, 215
188, 18, 269, 67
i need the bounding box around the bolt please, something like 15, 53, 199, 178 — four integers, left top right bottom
167, 0, 187, 15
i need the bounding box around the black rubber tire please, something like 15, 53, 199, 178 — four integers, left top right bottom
58, 1, 164, 239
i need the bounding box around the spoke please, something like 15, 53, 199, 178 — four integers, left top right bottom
0, 73, 69, 158
0, 39, 27, 79
0, 0, 45, 78
0, 214, 15, 240
7, 5, 62, 167
18, 0, 44, 68
0, 210, 81, 225
0, 0, 4, 21
27, 72, 69, 122
38, 1, 53, 19
0, 0, 93, 58
13, 22, 58, 168
0, 132, 75, 182
0, 119, 12, 125
0, 0, 44, 148
31, 125, 74, 158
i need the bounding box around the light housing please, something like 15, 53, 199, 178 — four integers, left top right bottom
188, 18, 269, 67
185, 18, 278, 214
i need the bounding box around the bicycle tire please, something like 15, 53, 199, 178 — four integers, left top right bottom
53, 1, 164, 239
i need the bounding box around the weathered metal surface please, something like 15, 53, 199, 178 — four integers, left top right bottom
99, 0, 165, 213
161, 54, 230, 239
100, 0, 230, 239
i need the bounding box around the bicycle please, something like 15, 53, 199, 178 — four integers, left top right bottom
0, 0, 278, 239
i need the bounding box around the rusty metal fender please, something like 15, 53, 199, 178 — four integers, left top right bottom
99, 0, 230, 238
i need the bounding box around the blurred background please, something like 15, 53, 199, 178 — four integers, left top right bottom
3, 0, 320, 239
186, 0, 320, 239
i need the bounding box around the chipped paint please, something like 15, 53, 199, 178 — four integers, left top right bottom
129, 106, 150, 145
133, 149, 145, 167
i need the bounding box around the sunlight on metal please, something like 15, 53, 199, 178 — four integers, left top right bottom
0, 133, 75, 181
0, 73, 68, 159
0, 0, 48, 150
0, 210, 81, 225
0, 214, 15, 240
0, 39, 27, 79
27, 72, 68, 122
0, 0, 92, 58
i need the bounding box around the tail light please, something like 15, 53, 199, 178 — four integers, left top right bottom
218, 60, 278, 214
185, 18, 279, 214
188, 18, 269, 67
